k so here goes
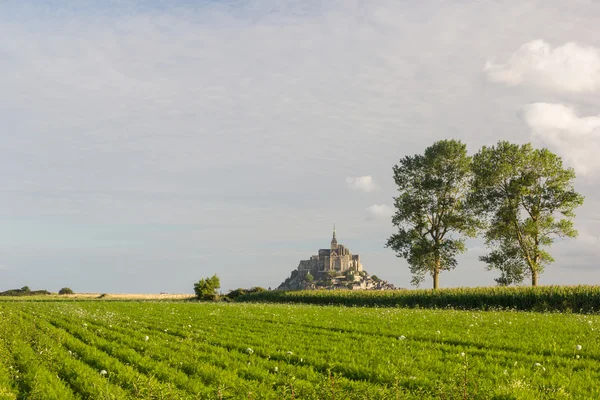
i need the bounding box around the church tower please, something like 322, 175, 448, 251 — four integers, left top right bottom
330, 224, 338, 251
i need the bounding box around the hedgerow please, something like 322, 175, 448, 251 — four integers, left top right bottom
235, 285, 600, 313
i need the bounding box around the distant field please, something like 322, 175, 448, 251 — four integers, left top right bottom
0, 301, 598, 399
0, 293, 195, 301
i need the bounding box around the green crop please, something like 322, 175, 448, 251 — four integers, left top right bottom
0, 301, 599, 399
237, 285, 600, 312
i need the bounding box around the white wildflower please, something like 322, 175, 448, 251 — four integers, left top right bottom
534, 363, 546, 371
436, 330, 441, 334
246, 348, 254, 354
460, 352, 465, 357
576, 355, 580, 359
144, 336, 149, 341
286, 351, 293, 355
398, 335, 406, 340
576, 345, 582, 351
274, 367, 278, 372
100, 370, 107, 375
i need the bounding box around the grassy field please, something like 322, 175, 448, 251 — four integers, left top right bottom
0, 301, 598, 399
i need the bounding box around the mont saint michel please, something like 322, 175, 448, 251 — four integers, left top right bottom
278, 227, 395, 290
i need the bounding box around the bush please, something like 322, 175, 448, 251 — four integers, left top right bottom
226, 286, 266, 300
58, 287, 74, 295
194, 274, 221, 301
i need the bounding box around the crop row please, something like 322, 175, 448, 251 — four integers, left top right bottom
236, 285, 600, 312
1, 302, 600, 398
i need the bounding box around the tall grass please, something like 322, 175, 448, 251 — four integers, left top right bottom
236, 285, 600, 313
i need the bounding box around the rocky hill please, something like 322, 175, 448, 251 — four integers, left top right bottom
278, 269, 396, 291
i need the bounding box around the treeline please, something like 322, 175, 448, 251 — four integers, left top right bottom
387, 140, 584, 289
0, 286, 51, 296
235, 286, 600, 313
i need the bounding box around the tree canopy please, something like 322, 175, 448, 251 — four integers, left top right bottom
471, 141, 584, 286
386, 139, 480, 288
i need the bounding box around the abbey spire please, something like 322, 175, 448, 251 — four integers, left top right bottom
331, 224, 338, 251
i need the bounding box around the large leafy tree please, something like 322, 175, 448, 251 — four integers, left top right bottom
471, 141, 584, 286
386, 140, 479, 288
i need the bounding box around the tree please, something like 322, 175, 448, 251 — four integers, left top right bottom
304, 273, 314, 283
58, 287, 74, 295
20, 286, 30, 292
471, 141, 584, 286
344, 270, 355, 282
193, 274, 221, 301
386, 140, 479, 288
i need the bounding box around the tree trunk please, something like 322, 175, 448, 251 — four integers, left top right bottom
531, 271, 538, 287
432, 261, 440, 289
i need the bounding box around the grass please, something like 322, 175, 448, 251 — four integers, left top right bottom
0, 301, 599, 399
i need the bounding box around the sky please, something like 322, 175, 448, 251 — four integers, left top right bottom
1, 0, 599, 293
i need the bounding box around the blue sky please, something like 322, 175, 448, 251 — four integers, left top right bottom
1, 0, 599, 293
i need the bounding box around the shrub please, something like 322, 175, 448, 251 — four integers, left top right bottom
58, 287, 74, 295
226, 286, 266, 300
194, 275, 221, 301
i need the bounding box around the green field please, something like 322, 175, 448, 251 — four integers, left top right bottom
0, 301, 598, 399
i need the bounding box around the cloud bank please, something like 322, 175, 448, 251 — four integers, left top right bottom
523, 103, 600, 174
346, 176, 378, 192
366, 204, 393, 220
485, 40, 600, 93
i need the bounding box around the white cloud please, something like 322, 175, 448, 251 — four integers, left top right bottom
366, 204, 394, 220
523, 103, 600, 174
485, 40, 600, 92
346, 176, 378, 192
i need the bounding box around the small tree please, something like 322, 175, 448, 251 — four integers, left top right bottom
21, 286, 30, 292
193, 275, 221, 301
344, 270, 355, 282
371, 275, 381, 282
58, 287, 74, 295
304, 273, 314, 283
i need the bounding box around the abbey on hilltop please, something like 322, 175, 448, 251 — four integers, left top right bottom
296, 225, 363, 278
277, 227, 396, 291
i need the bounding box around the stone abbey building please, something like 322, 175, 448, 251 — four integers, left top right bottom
296, 226, 363, 279
277, 227, 396, 290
